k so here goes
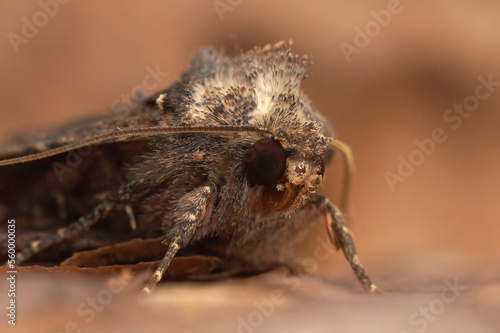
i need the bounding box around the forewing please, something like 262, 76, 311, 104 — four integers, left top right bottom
0, 102, 165, 159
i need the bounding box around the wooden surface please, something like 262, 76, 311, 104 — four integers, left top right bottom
1, 261, 499, 332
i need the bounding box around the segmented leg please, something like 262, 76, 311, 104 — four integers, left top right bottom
10, 180, 150, 265
312, 195, 377, 292
141, 183, 217, 296
15, 201, 113, 264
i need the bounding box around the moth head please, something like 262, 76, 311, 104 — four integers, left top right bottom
245, 135, 327, 213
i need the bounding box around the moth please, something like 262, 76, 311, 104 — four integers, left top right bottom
0, 41, 376, 295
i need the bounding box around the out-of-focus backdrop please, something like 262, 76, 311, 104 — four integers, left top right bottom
0, 1, 499, 332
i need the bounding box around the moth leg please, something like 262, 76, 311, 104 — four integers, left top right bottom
311, 195, 377, 292
141, 183, 217, 296
11, 180, 152, 265
14, 201, 114, 264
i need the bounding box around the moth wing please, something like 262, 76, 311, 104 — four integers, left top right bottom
0, 101, 168, 160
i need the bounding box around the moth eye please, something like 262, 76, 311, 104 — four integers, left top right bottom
245, 138, 286, 187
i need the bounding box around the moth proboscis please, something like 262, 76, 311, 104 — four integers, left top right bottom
0, 40, 377, 295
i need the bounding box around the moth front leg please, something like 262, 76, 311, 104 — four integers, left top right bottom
311, 195, 378, 293
141, 183, 218, 296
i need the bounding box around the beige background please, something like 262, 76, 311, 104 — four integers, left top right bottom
0, 1, 499, 332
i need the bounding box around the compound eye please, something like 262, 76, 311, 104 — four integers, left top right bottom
245, 138, 286, 187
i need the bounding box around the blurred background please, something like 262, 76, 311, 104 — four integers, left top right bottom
0, 1, 499, 332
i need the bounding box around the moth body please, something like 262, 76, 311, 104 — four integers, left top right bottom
0, 41, 376, 294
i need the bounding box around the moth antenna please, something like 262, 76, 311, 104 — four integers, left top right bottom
0, 126, 272, 166
327, 139, 355, 213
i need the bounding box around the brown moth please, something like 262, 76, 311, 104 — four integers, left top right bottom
0, 41, 376, 295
